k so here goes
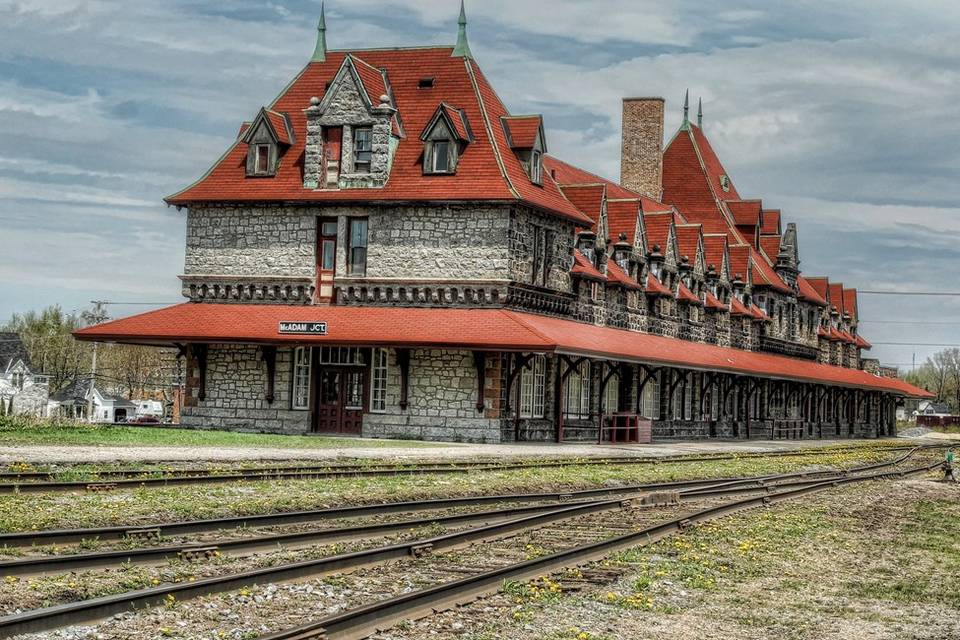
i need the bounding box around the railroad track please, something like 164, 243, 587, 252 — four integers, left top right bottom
0, 442, 930, 494
0, 445, 924, 550
0, 448, 939, 638
259, 459, 943, 640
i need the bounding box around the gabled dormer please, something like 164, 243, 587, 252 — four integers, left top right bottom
303, 54, 401, 190
502, 115, 546, 185
241, 108, 294, 177
420, 103, 473, 175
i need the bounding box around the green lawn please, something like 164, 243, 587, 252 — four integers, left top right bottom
0, 416, 439, 449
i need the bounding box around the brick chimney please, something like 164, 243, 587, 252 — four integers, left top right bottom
620, 97, 664, 201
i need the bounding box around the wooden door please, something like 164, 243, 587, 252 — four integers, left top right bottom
312, 366, 365, 435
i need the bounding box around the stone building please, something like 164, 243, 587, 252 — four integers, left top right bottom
76, 6, 930, 442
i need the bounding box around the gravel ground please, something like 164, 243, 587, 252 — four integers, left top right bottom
0, 438, 903, 465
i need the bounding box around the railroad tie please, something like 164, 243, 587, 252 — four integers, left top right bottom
86, 482, 118, 492
177, 546, 219, 562
124, 527, 162, 542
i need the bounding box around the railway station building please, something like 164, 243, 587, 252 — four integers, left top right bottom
76, 6, 930, 443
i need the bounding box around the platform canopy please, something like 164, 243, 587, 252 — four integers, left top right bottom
74, 303, 932, 398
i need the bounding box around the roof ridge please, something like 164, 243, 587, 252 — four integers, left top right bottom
463, 58, 520, 201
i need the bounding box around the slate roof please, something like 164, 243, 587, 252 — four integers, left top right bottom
0, 333, 30, 373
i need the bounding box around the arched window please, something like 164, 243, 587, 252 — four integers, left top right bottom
640, 375, 660, 419
603, 374, 619, 415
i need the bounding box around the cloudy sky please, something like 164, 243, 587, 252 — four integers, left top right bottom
2, 0, 959, 369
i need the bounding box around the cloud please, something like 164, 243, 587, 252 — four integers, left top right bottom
1, 0, 959, 368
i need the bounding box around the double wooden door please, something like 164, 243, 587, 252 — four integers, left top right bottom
312, 364, 365, 435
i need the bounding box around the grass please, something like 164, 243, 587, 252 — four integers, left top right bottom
475, 476, 960, 640
0, 415, 438, 449
0, 448, 907, 534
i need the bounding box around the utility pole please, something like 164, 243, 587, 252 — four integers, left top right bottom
82, 301, 109, 422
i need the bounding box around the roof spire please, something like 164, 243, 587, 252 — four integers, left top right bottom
452, 0, 473, 59
681, 89, 690, 130
697, 97, 703, 128
312, 2, 327, 62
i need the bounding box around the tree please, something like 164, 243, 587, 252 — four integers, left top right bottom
4, 306, 92, 392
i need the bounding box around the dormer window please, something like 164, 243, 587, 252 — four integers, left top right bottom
353, 127, 372, 174
530, 149, 543, 184
421, 104, 471, 176
242, 107, 293, 178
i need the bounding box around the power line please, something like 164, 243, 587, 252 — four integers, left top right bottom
859, 319, 960, 326
870, 342, 960, 347
861, 291, 960, 296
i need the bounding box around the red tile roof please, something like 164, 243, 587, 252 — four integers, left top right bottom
646, 273, 672, 297
677, 282, 701, 305
544, 156, 671, 212
674, 224, 702, 265
818, 326, 830, 338
571, 251, 605, 281
702, 233, 729, 273
166, 49, 590, 226
797, 276, 827, 306
805, 277, 830, 303
751, 251, 791, 293
842, 288, 859, 321
501, 115, 542, 149
644, 211, 673, 252
704, 291, 726, 310
559, 184, 605, 228
758, 234, 781, 265
74, 303, 931, 396
423, 103, 472, 142
828, 283, 846, 316
728, 200, 762, 227
350, 54, 390, 107
264, 109, 293, 145
749, 304, 770, 322
729, 297, 751, 316
606, 260, 641, 290
761, 209, 781, 235
605, 199, 642, 246
728, 244, 751, 282
855, 334, 872, 349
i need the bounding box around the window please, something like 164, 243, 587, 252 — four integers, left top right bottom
254, 144, 271, 175
319, 219, 338, 271
344, 371, 364, 410
641, 376, 660, 419
530, 149, 543, 184
353, 127, 372, 173
319, 347, 364, 365
11, 372, 24, 390
519, 355, 546, 419
348, 218, 368, 276
426, 139, 453, 174
370, 348, 389, 413
292, 347, 312, 410
603, 375, 619, 414
531, 226, 547, 286
563, 360, 591, 419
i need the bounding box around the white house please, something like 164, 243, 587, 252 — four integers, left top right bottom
0, 333, 49, 417
48, 381, 138, 423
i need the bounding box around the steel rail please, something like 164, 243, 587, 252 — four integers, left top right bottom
0, 446, 924, 549
0, 443, 935, 493
0, 450, 936, 637
259, 460, 943, 640
0, 441, 919, 482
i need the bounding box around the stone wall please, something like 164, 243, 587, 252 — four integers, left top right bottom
508, 207, 574, 291
362, 348, 504, 443
184, 205, 316, 278
182, 344, 310, 434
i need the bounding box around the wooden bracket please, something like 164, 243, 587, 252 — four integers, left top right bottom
261, 346, 277, 404
189, 344, 208, 402
503, 352, 534, 414
472, 351, 486, 413
397, 348, 411, 410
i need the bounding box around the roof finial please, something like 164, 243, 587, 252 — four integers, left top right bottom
682, 89, 689, 128
312, 2, 327, 62
697, 97, 703, 128
452, 0, 473, 59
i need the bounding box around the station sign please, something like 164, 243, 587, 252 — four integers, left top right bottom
278, 321, 327, 335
